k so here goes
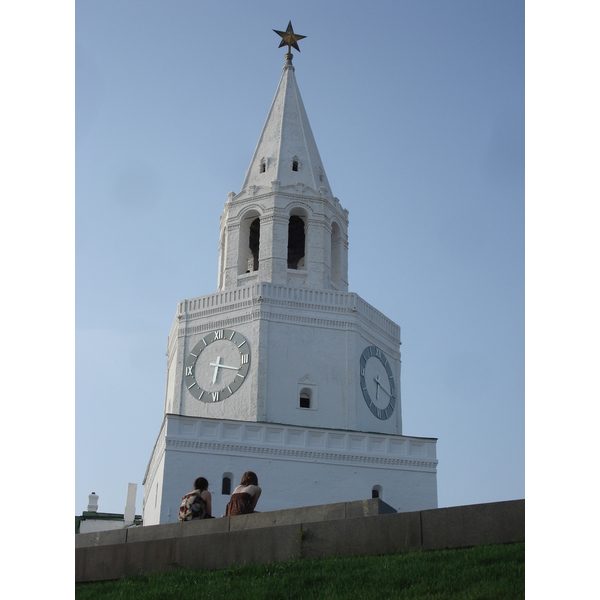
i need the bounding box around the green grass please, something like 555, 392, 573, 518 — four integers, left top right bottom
76, 542, 524, 600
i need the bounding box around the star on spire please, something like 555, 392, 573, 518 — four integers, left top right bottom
273, 21, 306, 53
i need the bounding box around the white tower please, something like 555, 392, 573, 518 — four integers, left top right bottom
143, 25, 437, 525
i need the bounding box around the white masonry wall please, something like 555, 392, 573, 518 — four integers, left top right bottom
142, 415, 437, 525
162, 283, 403, 435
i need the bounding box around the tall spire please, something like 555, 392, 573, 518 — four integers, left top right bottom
219, 25, 348, 293
239, 23, 332, 198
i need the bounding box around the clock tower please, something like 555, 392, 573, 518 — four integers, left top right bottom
143, 24, 438, 524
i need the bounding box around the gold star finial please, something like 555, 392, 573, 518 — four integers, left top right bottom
273, 21, 306, 54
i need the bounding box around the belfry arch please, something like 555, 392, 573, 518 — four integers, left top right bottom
238, 210, 261, 274
287, 208, 308, 270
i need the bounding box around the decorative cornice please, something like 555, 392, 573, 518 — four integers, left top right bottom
165, 439, 437, 472
161, 416, 437, 475
180, 310, 259, 339
261, 310, 355, 331
174, 283, 400, 342
228, 189, 346, 220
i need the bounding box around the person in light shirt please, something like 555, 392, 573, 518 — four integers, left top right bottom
225, 471, 262, 516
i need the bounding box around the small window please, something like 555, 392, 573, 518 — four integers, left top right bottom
299, 387, 311, 409
292, 160, 298, 172
372, 485, 383, 500
372, 489, 379, 499
222, 476, 232, 495
331, 221, 342, 287
260, 160, 266, 173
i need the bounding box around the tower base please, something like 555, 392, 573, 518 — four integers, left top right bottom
142, 414, 437, 525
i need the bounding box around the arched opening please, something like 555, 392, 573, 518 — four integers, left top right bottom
287, 213, 306, 270
331, 221, 342, 288
372, 485, 383, 500
222, 473, 233, 495
299, 388, 312, 409
238, 212, 261, 275
249, 218, 260, 271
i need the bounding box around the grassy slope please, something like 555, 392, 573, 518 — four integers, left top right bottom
76, 542, 524, 600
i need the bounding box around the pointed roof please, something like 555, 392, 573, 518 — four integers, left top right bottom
240, 55, 333, 198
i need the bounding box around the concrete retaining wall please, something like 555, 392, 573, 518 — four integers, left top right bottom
76, 498, 524, 583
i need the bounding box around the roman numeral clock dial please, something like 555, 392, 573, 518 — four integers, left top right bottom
359, 345, 397, 420
184, 329, 251, 402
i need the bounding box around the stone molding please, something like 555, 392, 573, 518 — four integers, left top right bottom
258, 311, 354, 331
164, 416, 438, 473
166, 439, 437, 471
228, 190, 347, 225
174, 283, 399, 340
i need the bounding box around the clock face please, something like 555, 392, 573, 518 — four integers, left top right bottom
184, 329, 250, 403
359, 345, 396, 420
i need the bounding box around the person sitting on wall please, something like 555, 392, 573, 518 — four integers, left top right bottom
225, 471, 262, 516
178, 477, 212, 521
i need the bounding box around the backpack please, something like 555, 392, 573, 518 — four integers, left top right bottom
178, 490, 206, 521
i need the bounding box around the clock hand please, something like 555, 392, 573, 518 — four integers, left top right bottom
373, 375, 392, 398
210, 356, 222, 384
208, 362, 239, 371
374, 374, 381, 400
209, 356, 240, 385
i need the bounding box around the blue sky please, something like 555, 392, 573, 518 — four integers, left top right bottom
74, 0, 524, 516
4, 0, 600, 596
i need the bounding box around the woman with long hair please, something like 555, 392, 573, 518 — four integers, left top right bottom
225, 471, 262, 516
178, 476, 212, 521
